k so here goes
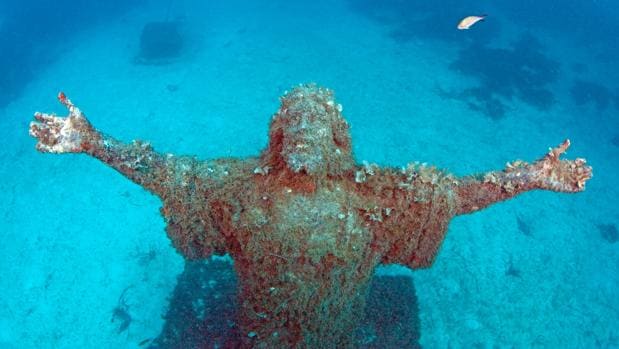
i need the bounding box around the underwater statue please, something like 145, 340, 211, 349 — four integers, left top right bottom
29, 85, 592, 348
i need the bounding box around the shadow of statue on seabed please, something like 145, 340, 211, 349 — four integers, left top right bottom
150, 258, 421, 349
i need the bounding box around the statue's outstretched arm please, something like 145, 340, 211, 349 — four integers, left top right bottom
29, 93, 177, 197
454, 139, 592, 215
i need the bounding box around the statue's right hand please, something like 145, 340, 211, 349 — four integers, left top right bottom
29, 93, 93, 153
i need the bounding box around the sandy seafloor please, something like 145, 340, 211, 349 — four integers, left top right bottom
0, 0, 618, 347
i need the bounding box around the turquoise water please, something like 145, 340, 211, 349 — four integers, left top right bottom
1, 0, 617, 347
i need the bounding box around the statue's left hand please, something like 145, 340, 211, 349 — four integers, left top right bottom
531, 139, 592, 193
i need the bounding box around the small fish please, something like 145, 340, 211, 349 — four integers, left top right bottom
457, 15, 486, 30
138, 338, 152, 346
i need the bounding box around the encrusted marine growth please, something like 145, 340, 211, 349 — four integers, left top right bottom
29, 85, 592, 348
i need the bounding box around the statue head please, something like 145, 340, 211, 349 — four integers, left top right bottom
263, 84, 354, 178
